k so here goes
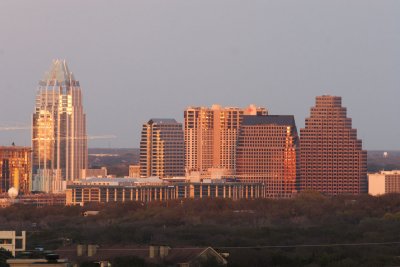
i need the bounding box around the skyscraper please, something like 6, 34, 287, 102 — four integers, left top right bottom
0, 146, 32, 194
236, 115, 299, 198
32, 60, 87, 193
299, 95, 367, 195
184, 105, 267, 177
140, 119, 185, 178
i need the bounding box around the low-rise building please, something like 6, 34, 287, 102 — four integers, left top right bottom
0, 231, 26, 256
81, 167, 108, 178
0, 193, 65, 207
129, 164, 140, 178
368, 171, 400, 196
65, 177, 264, 206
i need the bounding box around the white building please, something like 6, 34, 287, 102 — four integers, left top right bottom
0, 231, 26, 256
368, 171, 400, 196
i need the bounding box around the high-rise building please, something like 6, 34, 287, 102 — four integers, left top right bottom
299, 95, 367, 195
184, 104, 267, 177
236, 115, 299, 198
32, 60, 87, 193
0, 146, 32, 194
139, 119, 185, 178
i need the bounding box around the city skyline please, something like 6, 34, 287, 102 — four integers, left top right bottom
0, 1, 399, 150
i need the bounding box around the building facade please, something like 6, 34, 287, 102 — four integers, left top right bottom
368, 171, 400, 196
129, 164, 140, 178
82, 167, 108, 178
65, 177, 264, 205
236, 115, 299, 198
32, 60, 87, 193
0, 146, 31, 194
139, 119, 185, 178
299, 95, 367, 195
184, 105, 267, 177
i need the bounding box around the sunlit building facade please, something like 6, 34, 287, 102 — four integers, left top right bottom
140, 119, 185, 178
184, 105, 267, 177
368, 171, 400, 196
299, 95, 367, 195
0, 146, 32, 194
236, 115, 299, 198
32, 60, 87, 193
66, 178, 264, 205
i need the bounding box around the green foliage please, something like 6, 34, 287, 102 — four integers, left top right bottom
0, 248, 12, 267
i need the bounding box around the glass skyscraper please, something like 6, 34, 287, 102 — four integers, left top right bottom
32, 60, 87, 193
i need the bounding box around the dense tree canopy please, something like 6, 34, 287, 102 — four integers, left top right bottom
2, 192, 400, 266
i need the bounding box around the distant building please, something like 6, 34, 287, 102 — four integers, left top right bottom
82, 167, 108, 178
140, 119, 185, 178
129, 164, 140, 178
368, 171, 400, 196
299, 95, 367, 195
32, 59, 87, 193
65, 177, 264, 206
0, 193, 65, 207
236, 115, 299, 198
0, 231, 26, 256
184, 104, 267, 177
0, 146, 31, 194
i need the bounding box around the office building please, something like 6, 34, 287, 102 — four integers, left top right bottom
65, 177, 264, 205
184, 104, 267, 177
32, 60, 87, 193
0, 146, 31, 194
368, 171, 400, 196
140, 119, 184, 178
236, 115, 299, 198
299, 95, 367, 195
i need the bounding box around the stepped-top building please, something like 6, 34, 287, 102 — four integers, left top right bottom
236, 115, 299, 198
299, 95, 367, 195
184, 104, 267, 177
32, 60, 87, 193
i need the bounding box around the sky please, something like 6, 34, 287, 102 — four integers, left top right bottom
0, 1, 399, 149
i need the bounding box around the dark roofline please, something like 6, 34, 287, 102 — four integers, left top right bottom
241, 115, 296, 127
148, 118, 180, 124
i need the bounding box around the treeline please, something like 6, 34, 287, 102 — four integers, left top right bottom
2, 192, 400, 266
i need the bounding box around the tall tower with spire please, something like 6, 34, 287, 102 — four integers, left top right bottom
32, 60, 87, 193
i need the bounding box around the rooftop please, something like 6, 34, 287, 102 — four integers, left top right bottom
42, 59, 75, 82
241, 115, 296, 127
148, 118, 179, 124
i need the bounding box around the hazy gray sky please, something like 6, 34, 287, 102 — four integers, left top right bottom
0, 1, 399, 149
